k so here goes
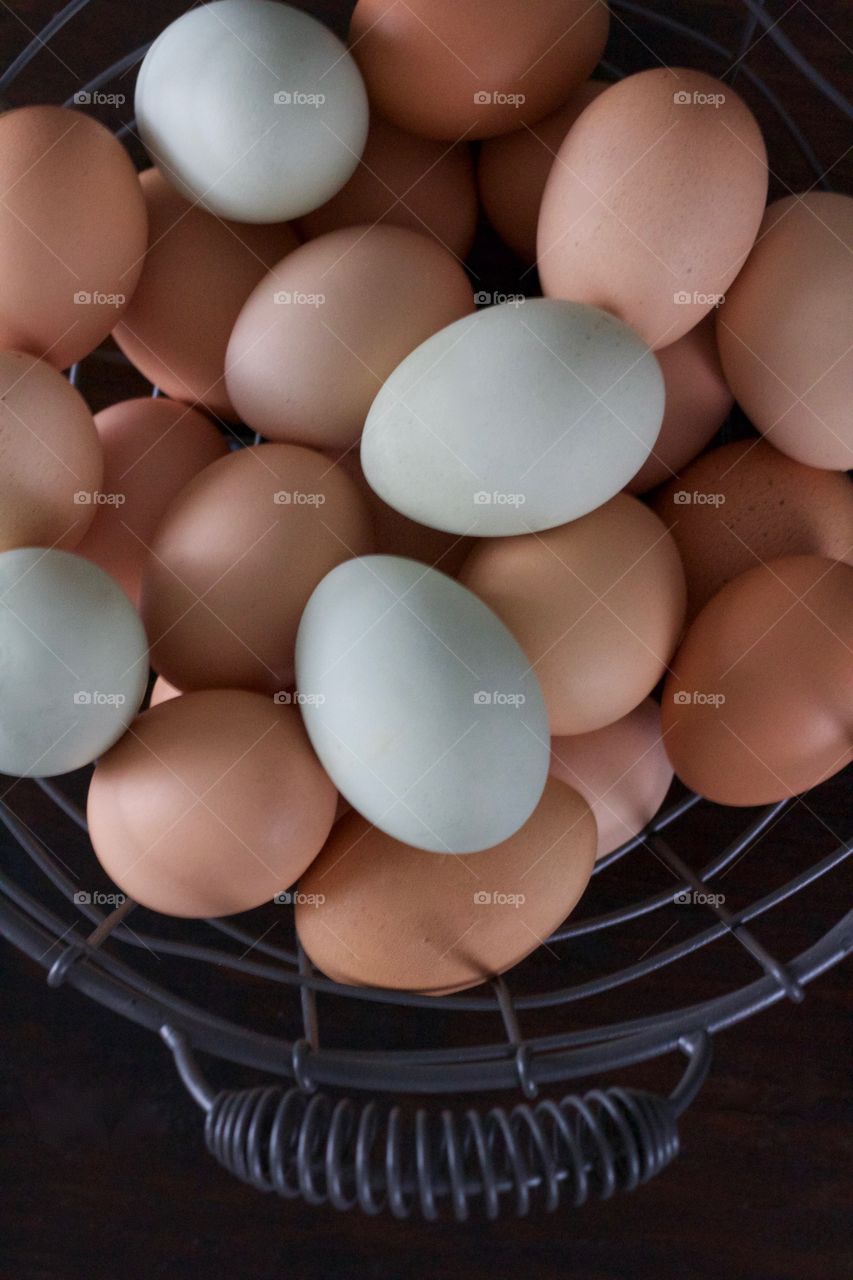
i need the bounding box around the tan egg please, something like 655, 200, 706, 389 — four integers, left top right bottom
662, 556, 853, 806
0, 107, 147, 370
297, 113, 477, 259
140, 443, 374, 694
627, 314, 733, 494
716, 193, 853, 470
87, 690, 337, 918
550, 698, 673, 858
225, 225, 475, 450
74, 397, 228, 605
296, 778, 596, 993
349, 0, 609, 141
149, 675, 181, 707
112, 169, 299, 420
0, 351, 102, 551
653, 440, 853, 622
538, 69, 768, 348
460, 495, 686, 734
478, 80, 607, 261
328, 449, 472, 576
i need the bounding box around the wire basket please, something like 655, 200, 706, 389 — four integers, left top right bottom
0, 0, 850, 1222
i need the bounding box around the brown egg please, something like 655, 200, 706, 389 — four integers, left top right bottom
627, 314, 733, 494
0, 107, 147, 370
225, 225, 475, 450
74, 397, 228, 605
349, 0, 609, 141
662, 556, 853, 806
297, 114, 477, 259
653, 440, 853, 622
296, 778, 596, 993
149, 676, 181, 707
328, 448, 472, 576
550, 698, 674, 858
537, 69, 768, 348
461, 495, 686, 734
88, 690, 337, 918
478, 80, 607, 260
112, 169, 299, 420
140, 443, 374, 693
0, 351, 102, 551
716, 193, 853, 470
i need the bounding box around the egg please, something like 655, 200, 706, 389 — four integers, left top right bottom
716, 193, 853, 470
349, 0, 609, 141
0, 106, 147, 370
627, 314, 734, 494
295, 555, 550, 854
0, 548, 147, 777
87, 690, 337, 917
149, 676, 181, 707
225, 225, 475, 450
112, 169, 299, 419
298, 114, 477, 259
135, 0, 368, 222
662, 556, 853, 806
74, 397, 229, 605
361, 300, 665, 536
296, 778, 596, 993
537, 69, 768, 348
140, 443, 374, 694
478, 80, 607, 260
0, 351, 102, 552
653, 440, 853, 622
461, 495, 686, 734
550, 699, 674, 857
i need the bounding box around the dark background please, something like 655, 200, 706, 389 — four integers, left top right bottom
0, 2, 851, 1278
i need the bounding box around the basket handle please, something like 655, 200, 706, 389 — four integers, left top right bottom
161, 1025, 711, 1220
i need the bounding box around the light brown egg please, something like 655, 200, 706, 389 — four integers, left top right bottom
297, 114, 477, 259
0, 351, 102, 551
0, 107, 147, 370
537, 69, 768, 348
627, 314, 733, 494
716, 193, 853, 470
349, 0, 609, 141
149, 675, 181, 707
662, 556, 853, 806
87, 690, 337, 918
74, 397, 228, 605
296, 778, 596, 993
478, 80, 607, 261
653, 440, 853, 622
112, 169, 299, 420
140, 443, 374, 694
550, 698, 673, 858
225, 225, 475, 450
460, 494, 686, 734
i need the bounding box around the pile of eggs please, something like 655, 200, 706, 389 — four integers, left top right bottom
0, 0, 850, 995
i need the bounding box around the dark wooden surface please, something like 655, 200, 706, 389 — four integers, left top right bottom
0, 3, 851, 1278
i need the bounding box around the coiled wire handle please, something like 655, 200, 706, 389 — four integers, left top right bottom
161, 1026, 711, 1220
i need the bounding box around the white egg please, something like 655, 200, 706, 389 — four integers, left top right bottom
295, 555, 549, 854
0, 549, 148, 777
361, 299, 664, 536
135, 0, 368, 222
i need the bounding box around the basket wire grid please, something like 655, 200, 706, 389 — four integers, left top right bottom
0, 0, 850, 1221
